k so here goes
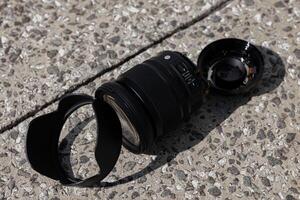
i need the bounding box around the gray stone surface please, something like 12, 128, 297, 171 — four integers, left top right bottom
0, 0, 226, 130
0, 0, 300, 199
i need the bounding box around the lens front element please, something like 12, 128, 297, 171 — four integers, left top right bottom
103, 95, 141, 147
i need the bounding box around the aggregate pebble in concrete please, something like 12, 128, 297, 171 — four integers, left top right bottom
0, 0, 225, 130
0, 0, 300, 199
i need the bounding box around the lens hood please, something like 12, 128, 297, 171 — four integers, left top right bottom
197, 38, 264, 94
26, 94, 123, 187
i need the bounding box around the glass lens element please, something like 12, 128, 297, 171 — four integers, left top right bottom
103, 95, 140, 147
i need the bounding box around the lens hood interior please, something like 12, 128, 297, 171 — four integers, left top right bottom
197, 38, 264, 94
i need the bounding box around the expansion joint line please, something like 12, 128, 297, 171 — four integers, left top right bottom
0, 0, 233, 134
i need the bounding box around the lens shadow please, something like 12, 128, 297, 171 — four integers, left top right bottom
95, 46, 286, 187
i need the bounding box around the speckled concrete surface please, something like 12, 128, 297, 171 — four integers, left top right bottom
0, 0, 227, 131
0, 0, 300, 199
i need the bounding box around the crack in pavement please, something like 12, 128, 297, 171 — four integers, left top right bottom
0, 0, 233, 134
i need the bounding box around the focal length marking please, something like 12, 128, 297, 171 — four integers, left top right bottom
182, 70, 197, 87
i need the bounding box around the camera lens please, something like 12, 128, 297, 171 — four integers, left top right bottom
95, 51, 207, 153
197, 38, 264, 94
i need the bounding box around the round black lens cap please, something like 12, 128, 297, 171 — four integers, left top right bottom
197, 38, 264, 94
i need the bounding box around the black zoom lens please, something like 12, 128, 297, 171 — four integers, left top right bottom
95, 51, 207, 153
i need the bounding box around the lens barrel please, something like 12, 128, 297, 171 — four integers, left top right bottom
95, 51, 207, 153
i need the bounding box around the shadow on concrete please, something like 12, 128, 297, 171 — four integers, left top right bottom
59, 46, 285, 187
58, 116, 95, 179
